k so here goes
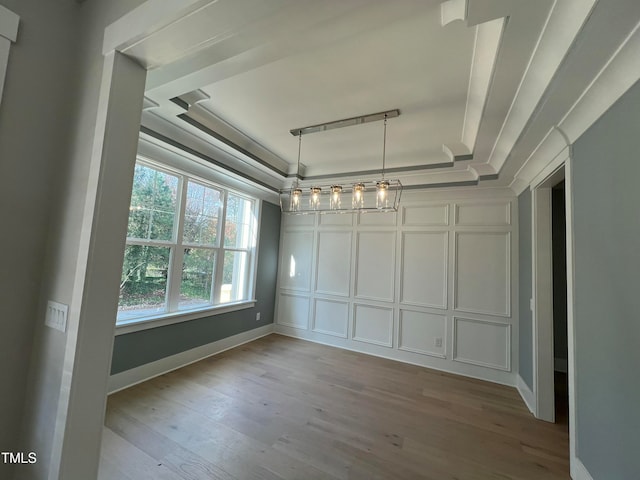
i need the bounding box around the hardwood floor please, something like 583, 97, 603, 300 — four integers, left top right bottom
99, 334, 569, 480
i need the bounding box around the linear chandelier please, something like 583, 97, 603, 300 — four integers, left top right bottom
280, 109, 402, 214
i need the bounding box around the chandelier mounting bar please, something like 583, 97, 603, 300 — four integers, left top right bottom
290, 109, 400, 137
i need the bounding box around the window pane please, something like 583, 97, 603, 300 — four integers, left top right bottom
180, 248, 216, 309
224, 194, 254, 249
183, 181, 222, 246
118, 245, 170, 319
221, 251, 249, 303
127, 163, 178, 241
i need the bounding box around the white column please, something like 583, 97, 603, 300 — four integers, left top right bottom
50, 51, 146, 480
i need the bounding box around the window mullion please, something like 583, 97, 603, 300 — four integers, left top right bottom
212, 191, 228, 305
167, 175, 188, 312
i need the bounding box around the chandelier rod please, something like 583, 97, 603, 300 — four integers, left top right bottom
290, 109, 399, 137
382, 113, 387, 180
295, 132, 302, 188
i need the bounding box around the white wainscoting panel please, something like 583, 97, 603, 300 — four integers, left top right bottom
282, 214, 315, 227
355, 231, 395, 302
313, 298, 349, 338
279, 231, 314, 291
453, 317, 511, 371
400, 231, 448, 309
319, 213, 353, 226
455, 202, 511, 226
276, 190, 517, 387
454, 232, 510, 316
398, 309, 446, 358
316, 231, 352, 296
353, 304, 394, 347
277, 293, 310, 330
402, 204, 449, 226
359, 212, 397, 226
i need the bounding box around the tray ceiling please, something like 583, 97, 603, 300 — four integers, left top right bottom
122, 0, 640, 191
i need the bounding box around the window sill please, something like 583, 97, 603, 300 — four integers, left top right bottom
114, 300, 256, 336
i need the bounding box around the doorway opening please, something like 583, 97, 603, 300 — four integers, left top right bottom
531, 151, 577, 467
551, 180, 569, 429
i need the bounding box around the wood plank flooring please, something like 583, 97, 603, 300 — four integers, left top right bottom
99, 334, 569, 480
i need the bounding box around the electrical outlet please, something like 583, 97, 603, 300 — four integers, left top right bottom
434, 337, 443, 348
45, 301, 68, 333
256, 312, 261, 321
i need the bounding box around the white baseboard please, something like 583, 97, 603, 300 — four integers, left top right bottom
555, 357, 568, 373
108, 324, 274, 394
274, 325, 516, 387
517, 374, 536, 415
572, 458, 594, 480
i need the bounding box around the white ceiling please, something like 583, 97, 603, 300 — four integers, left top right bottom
125, 0, 640, 192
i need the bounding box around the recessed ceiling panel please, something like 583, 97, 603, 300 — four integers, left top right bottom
197, 2, 474, 176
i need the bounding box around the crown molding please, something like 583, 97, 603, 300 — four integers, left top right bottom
443, 143, 473, 162
559, 18, 640, 144
511, 16, 640, 194
461, 17, 505, 156
487, 0, 597, 173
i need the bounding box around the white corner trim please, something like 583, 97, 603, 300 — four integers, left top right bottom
142, 96, 160, 111
517, 374, 536, 415
572, 458, 595, 480
443, 142, 472, 162
441, 0, 467, 26
180, 88, 210, 107
511, 128, 569, 191
0, 5, 19, 42
108, 324, 274, 394
0, 6, 19, 110
529, 144, 569, 190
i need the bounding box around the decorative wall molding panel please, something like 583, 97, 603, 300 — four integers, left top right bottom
454, 201, 511, 226
353, 303, 394, 348
355, 231, 396, 302
278, 231, 313, 292
315, 231, 352, 297
454, 231, 511, 317
402, 204, 449, 226
275, 188, 517, 386
312, 298, 349, 338
276, 293, 309, 329
398, 309, 446, 358
453, 317, 511, 371
400, 231, 448, 309
319, 213, 354, 226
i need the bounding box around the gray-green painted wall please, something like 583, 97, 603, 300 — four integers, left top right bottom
110, 200, 281, 374
572, 79, 640, 478
518, 188, 533, 389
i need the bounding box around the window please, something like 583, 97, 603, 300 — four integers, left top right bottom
117, 160, 258, 323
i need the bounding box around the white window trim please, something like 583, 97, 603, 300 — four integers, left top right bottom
0, 6, 19, 109
115, 299, 256, 335
116, 157, 261, 330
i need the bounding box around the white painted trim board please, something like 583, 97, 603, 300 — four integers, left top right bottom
516, 374, 536, 416
108, 324, 274, 394
572, 458, 595, 480
0, 5, 20, 42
